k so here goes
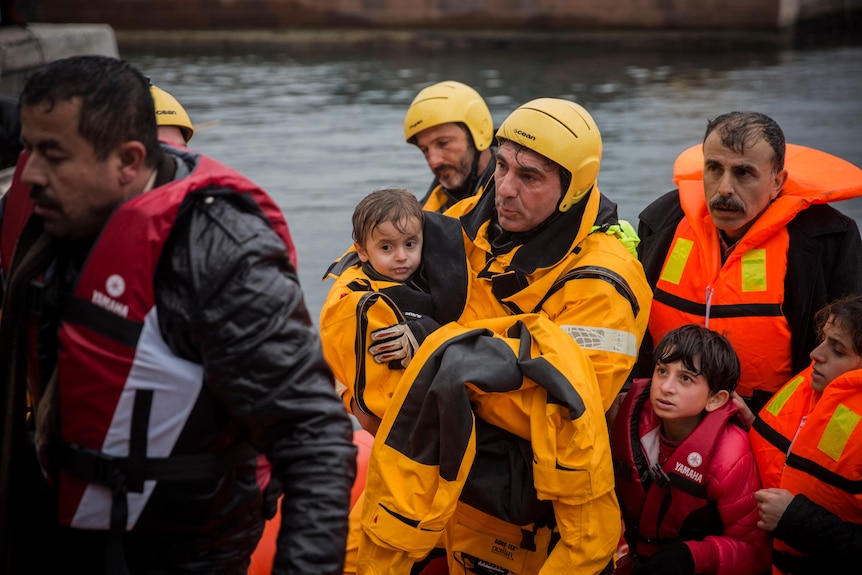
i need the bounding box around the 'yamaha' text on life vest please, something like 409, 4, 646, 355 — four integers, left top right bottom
91, 290, 129, 318
674, 461, 704, 484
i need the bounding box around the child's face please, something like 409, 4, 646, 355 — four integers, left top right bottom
650, 358, 726, 440
355, 216, 423, 282
809, 315, 862, 392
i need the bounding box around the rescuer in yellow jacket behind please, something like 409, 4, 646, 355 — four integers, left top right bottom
404, 80, 496, 213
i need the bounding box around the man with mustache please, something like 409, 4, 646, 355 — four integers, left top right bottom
0, 55, 356, 574
404, 80, 496, 212
635, 111, 862, 414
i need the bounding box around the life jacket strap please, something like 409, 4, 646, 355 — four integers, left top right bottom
58, 439, 258, 488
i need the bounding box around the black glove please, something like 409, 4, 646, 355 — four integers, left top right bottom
637, 543, 695, 575
369, 322, 420, 368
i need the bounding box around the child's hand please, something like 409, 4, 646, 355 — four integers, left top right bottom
754, 488, 794, 531
731, 391, 756, 429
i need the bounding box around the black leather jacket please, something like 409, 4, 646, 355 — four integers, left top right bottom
146, 170, 356, 574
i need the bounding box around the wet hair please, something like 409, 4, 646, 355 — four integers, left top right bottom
653, 324, 741, 394
704, 111, 785, 174
352, 188, 424, 247
814, 294, 862, 356
20, 55, 161, 167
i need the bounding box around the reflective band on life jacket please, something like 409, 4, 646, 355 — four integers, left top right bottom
750, 368, 862, 574
53, 150, 295, 530
750, 367, 817, 490
612, 377, 736, 558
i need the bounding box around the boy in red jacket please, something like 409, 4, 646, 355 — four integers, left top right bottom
612, 324, 770, 575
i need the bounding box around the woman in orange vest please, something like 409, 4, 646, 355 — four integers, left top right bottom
747, 293, 862, 574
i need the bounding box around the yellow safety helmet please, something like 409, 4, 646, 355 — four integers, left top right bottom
496, 98, 602, 212
151, 85, 194, 143
403, 80, 493, 151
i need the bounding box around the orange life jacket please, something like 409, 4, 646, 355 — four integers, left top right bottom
650, 144, 862, 397
749, 366, 817, 489
750, 367, 862, 573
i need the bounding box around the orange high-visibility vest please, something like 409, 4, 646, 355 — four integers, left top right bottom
650, 143, 862, 397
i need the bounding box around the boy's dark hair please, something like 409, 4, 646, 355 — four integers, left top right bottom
814, 294, 862, 356
352, 188, 424, 247
653, 324, 741, 394
20, 55, 161, 168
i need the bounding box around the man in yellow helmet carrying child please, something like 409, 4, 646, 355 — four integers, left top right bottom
348, 98, 652, 575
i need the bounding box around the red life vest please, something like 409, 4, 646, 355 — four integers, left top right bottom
650, 144, 862, 398
612, 377, 738, 558
751, 368, 862, 574
0, 151, 33, 278
52, 151, 295, 529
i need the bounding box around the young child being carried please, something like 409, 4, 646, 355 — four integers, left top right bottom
611, 324, 770, 575
320, 188, 467, 435
748, 294, 862, 574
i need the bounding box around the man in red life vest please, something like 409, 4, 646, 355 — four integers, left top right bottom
0, 55, 356, 575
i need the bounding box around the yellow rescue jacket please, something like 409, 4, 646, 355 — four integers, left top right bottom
319, 211, 468, 418
355, 314, 619, 574
447, 183, 652, 411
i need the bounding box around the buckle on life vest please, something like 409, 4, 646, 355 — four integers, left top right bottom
650, 462, 670, 488
60, 443, 132, 492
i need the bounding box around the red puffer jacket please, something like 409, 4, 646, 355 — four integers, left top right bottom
612, 378, 771, 575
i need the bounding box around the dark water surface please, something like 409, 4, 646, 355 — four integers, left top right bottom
124, 39, 862, 320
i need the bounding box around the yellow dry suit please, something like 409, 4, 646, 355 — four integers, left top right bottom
351, 314, 620, 574
320, 211, 468, 419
